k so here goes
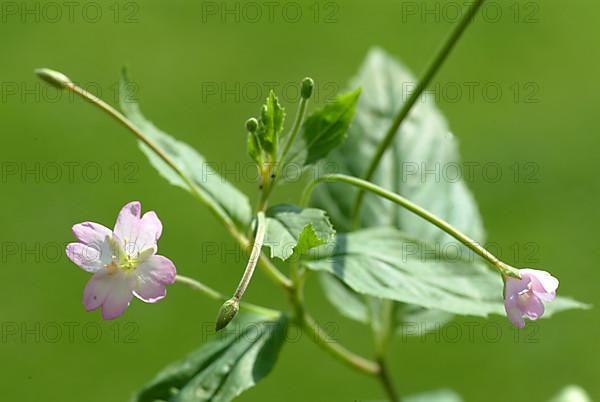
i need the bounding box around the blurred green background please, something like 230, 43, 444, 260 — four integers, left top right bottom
0, 0, 597, 400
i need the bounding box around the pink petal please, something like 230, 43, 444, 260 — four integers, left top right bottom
113, 201, 141, 243
504, 275, 530, 299
66, 242, 108, 273
132, 254, 174, 303
133, 279, 167, 303
523, 269, 559, 301
113, 201, 161, 252
137, 211, 163, 251
504, 295, 525, 328
522, 295, 545, 321
101, 276, 134, 320
72, 221, 111, 246
83, 269, 113, 311
138, 255, 177, 285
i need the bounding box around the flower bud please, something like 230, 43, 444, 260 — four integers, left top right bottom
245, 117, 259, 133
300, 77, 314, 99
35, 68, 72, 89
215, 298, 239, 331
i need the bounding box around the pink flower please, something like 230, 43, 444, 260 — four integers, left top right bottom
504, 269, 559, 328
66, 201, 176, 319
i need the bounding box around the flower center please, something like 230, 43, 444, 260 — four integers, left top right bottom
105, 235, 152, 272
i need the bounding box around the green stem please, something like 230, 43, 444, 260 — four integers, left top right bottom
372, 300, 400, 402
289, 266, 379, 376
65, 82, 236, 233
280, 96, 309, 166
258, 95, 310, 208
174, 274, 279, 317
351, 0, 486, 227
377, 358, 400, 402
296, 311, 380, 375
232, 211, 267, 301
303, 174, 519, 277
55, 78, 293, 290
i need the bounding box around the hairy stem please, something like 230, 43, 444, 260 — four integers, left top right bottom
351, 0, 486, 227
232, 211, 267, 301
302, 174, 519, 277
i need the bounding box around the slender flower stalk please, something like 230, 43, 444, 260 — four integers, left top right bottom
174, 275, 280, 318
351, 0, 486, 227
35, 69, 293, 293
216, 211, 268, 329
302, 174, 520, 278
233, 211, 268, 301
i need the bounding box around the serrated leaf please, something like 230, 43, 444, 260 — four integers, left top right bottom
257, 91, 285, 153
263, 204, 335, 261
119, 70, 252, 229
305, 227, 588, 318
294, 224, 327, 256
134, 314, 288, 402
287, 88, 361, 167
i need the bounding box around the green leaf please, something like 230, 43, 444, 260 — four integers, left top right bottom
119, 70, 252, 229
263, 204, 335, 261
310, 48, 483, 243
257, 91, 285, 155
308, 48, 483, 328
319, 273, 453, 335
287, 88, 361, 167
134, 313, 288, 402
305, 227, 588, 318
309, 48, 588, 327
396, 304, 454, 337
319, 273, 369, 323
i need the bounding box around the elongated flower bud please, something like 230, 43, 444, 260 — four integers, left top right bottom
35, 68, 72, 89
300, 77, 314, 99
215, 298, 239, 331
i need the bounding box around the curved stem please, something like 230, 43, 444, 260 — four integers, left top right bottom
174, 275, 280, 317
295, 309, 380, 375
303, 174, 519, 277
351, 0, 486, 227
65, 83, 236, 232
232, 211, 267, 301
288, 259, 379, 375
55, 78, 293, 290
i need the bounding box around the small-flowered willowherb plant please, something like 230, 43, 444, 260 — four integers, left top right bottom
66, 201, 176, 319
38, 5, 589, 400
